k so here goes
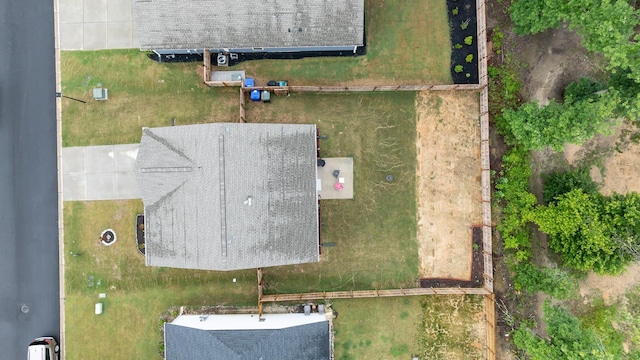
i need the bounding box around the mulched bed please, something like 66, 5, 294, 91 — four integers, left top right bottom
420, 226, 484, 288
447, 0, 479, 84
136, 214, 145, 255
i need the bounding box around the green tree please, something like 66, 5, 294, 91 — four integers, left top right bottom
509, 0, 640, 82
542, 167, 600, 204
514, 263, 579, 299
533, 189, 640, 274
513, 300, 613, 359
501, 93, 618, 150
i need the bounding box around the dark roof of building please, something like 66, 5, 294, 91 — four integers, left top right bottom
165, 321, 330, 360
134, 123, 319, 271
133, 0, 365, 50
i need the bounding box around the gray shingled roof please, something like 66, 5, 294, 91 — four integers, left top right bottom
165, 321, 330, 360
133, 0, 365, 50
134, 123, 319, 271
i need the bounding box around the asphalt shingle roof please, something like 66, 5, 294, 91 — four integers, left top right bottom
134, 123, 319, 271
133, 0, 365, 50
165, 321, 330, 360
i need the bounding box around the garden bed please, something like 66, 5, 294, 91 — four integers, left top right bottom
447, 0, 479, 84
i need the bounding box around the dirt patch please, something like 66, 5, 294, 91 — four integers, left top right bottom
579, 263, 640, 306
416, 90, 482, 280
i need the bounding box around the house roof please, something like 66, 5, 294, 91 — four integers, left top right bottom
134, 123, 319, 271
133, 0, 365, 50
165, 314, 330, 360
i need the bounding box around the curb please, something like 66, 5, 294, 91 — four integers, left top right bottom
53, 0, 66, 358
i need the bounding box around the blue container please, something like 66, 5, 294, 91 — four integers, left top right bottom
250, 89, 261, 101
245, 78, 254, 87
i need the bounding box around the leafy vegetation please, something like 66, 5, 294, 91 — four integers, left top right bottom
509, 0, 640, 82
542, 167, 600, 204
533, 190, 640, 274
495, 147, 536, 262
500, 92, 619, 150
513, 263, 579, 300
513, 300, 612, 360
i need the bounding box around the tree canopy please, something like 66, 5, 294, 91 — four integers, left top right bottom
533, 189, 640, 274
510, 0, 640, 82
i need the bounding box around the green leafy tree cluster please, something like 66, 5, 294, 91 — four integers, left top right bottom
533, 189, 640, 274
514, 263, 579, 299
542, 167, 600, 204
501, 91, 620, 150
509, 0, 640, 82
513, 300, 613, 360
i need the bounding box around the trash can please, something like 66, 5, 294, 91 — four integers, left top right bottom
250, 89, 261, 101
261, 91, 271, 102
245, 78, 255, 87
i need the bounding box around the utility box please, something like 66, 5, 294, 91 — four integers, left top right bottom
93, 88, 108, 100
95, 303, 103, 315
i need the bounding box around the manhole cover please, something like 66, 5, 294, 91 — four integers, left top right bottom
386, 175, 394, 182
20, 305, 29, 314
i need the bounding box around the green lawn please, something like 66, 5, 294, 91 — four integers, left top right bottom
332, 295, 486, 360
63, 200, 257, 359
235, 0, 452, 85
247, 92, 419, 293
61, 50, 240, 147
333, 297, 423, 360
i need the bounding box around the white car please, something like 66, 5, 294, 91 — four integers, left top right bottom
27, 337, 59, 360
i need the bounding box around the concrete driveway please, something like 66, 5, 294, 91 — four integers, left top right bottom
59, 0, 139, 50
62, 144, 140, 201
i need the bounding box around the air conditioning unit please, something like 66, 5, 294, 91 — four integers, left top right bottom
216, 54, 229, 66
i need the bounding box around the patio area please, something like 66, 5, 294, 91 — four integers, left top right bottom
317, 157, 354, 200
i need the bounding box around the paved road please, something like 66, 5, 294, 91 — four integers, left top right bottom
0, 0, 60, 358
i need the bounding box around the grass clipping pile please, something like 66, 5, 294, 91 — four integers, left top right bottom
416, 91, 482, 280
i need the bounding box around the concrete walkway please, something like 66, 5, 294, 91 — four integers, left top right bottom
59, 0, 139, 50
62, 144, 140, 201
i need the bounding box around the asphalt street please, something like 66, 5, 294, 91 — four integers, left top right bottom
0, 0, 60, 358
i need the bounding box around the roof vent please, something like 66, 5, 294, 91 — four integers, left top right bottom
244, 196, 252, 206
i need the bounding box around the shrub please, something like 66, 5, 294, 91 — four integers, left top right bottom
465, 54, 474, 63
466, 73, 471, 78
461, 19, 470, 30
542, 167, 600, 205
452, 7, 459, 15
454, 43, 463, 49
454, 65, 464, 73
464, 36, 473, 45
514, 263, 579, 300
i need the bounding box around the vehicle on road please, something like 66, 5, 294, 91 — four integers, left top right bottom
28, 337, 59, 360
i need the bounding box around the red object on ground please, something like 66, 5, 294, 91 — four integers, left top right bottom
334, 183, 343, 190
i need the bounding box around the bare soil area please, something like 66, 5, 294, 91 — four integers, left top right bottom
416, 90, 482, 280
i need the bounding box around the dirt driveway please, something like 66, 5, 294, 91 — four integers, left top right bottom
416, 90, 482, 280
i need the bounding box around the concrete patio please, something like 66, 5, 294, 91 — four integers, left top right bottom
317, 157, 354, 200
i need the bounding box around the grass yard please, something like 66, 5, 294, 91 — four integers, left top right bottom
332, 295, 486, 360
246, 92, 419, 293
61, 50, 239, 147
63, 200, 257, 360
419, 295, 486, 359
225, 0, 452, 86
333, 297, 423, 360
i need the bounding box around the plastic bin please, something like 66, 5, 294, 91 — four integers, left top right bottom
245, 78, 255, 87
